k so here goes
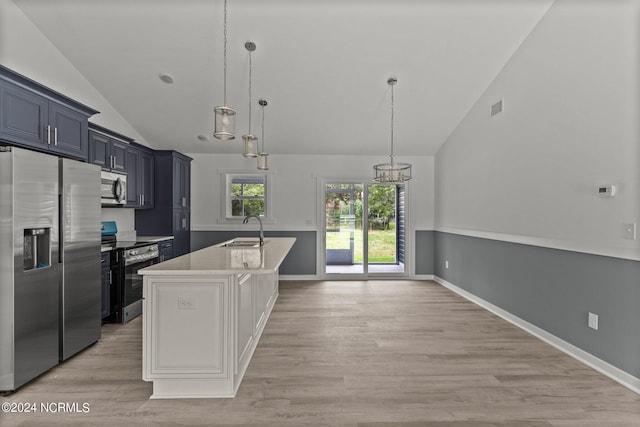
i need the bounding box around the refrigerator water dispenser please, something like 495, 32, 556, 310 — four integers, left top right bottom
23, 227, 51, 271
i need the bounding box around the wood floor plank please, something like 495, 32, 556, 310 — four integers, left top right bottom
2, 280, 639, 426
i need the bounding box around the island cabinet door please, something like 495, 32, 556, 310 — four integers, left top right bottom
254, 273, 277, 335
142, 276, 230, 380
236, 273, 255, 374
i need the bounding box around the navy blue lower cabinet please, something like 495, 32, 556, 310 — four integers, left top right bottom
159, 240, 174, 262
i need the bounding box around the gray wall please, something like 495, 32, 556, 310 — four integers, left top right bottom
191, 231, 317, 276
415, 230, 435, 275
192, 230, 437, 277
435, 231, 640, 378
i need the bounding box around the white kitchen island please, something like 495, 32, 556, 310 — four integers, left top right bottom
139, 237, 295, 399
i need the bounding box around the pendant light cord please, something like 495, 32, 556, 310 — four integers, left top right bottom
261, 103, 265, 152
390, 81, 395, 164
223, 0, 228, 105
248, 49, 252, 134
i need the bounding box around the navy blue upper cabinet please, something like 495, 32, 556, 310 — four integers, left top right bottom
125, 146, 140, 206
135, 151, 192, 257
0, 81, 47, 144
88, 130, 110, 169
139, 148, 154, 208
125, 143, 154, 209
172, 156, 191, 209
88, 123, 130, 173
48, 103, 89, 158
0, 65, 98, 160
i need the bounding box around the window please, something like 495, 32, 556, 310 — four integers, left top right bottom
225, 174, 269, 219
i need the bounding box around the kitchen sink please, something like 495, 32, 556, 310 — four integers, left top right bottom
221, 240, 265, 248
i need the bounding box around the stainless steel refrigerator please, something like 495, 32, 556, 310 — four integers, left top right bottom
0, 147, 101, 391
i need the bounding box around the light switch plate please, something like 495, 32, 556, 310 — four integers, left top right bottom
588, 312, 598, 330
623, 223, 636, 240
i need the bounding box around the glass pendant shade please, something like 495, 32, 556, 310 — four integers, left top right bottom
257, 152, 269, 170
214, 106, 236, 140
373, 161, 412, 183
242, 134, 258, 157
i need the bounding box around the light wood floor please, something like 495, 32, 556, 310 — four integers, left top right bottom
3, 280, 640, 426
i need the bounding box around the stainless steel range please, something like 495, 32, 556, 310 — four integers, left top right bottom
101, 223, 158, 324
121, 243, 158, 323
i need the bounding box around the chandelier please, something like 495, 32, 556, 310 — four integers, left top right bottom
373, 77, 412, 183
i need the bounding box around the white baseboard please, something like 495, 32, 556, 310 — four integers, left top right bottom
434, 276, 640, 396
412, 274, 435, 281
279, 275, 322, 281
280, 275, 435, 282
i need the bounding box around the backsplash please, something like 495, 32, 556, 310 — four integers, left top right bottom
101, 208, 136, 240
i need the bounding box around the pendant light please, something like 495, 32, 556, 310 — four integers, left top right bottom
213, 0, 236, 140
242, 41, 258, 157
257, 99, 269, 170
373, 77, 412, 183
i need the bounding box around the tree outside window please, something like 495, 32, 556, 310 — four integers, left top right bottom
228, 175, 267, 218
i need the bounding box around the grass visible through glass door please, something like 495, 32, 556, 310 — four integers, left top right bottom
326, 225, 396, 263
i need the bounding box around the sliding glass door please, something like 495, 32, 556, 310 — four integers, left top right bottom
325, 183, 364, 275
323, 181, 406, 277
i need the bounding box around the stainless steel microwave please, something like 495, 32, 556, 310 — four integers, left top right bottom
101, 171, 127, 206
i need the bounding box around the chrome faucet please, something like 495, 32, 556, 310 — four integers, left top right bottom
243, 215, 264, 246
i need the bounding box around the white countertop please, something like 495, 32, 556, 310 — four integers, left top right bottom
139, 237, 296, 276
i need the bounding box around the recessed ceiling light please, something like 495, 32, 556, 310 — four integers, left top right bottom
197, 135, 210, 142
159, 73, 174, 84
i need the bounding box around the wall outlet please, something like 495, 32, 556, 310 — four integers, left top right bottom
178, 296, 195, 310
623, 223, 636, 240
588, 312, 599, 330
445, 260, 449, 269
597, 184, 616, 197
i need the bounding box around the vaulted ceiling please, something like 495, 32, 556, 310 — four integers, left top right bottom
14, 0, 553, 156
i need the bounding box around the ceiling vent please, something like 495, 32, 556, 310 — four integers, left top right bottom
490, 99, 504, 117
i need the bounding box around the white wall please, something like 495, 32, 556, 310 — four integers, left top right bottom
0, 0, 150, 147
189, 153, 435, 232
435, 0, 640, 260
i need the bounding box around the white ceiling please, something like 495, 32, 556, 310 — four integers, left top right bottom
14, 0, 553, 156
